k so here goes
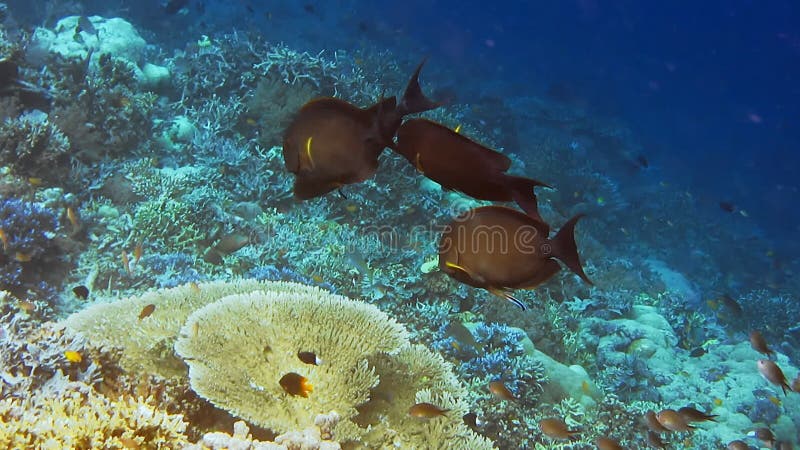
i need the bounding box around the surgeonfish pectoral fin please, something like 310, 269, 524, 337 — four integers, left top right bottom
487, 287, 526, 310
415, 153, 425, 173
398, 58, 440, 116
444, 261, 483, 283
550, 214, 592, 285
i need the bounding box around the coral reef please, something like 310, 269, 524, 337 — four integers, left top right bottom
173, 287, 408, 437
62, 280, 316, 379
0, 197, 64, 301
0, 377, 189, 449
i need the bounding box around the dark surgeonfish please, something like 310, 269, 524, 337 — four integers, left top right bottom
438, 206, 591, 309
0, 58, 51, 111
395, 118, 550, 229
283, 61, 438, 199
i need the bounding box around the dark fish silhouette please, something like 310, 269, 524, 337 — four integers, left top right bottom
0, 58, 52, 111
719, 201, 736, 213
164, 0, 190, 14
438, 206, 591, 309
395, 118, 550, 228
72, 285, 90, 300
283, 61, 438, 199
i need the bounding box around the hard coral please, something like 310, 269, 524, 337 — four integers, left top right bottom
173, 288, 408, 439
0, 110, 69, 177
63, 279, 316, 380
0, 197, 62, 299
0, 378, 188, 449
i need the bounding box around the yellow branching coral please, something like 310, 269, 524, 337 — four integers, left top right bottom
62, 280, 321, 379
0, 379, 188, 449
173, 288, 409, 437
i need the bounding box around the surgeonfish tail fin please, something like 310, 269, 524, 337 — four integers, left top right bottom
398, 58, 440, 116
550, 214, 592, 285
487, 287, 527, 310
507, 175, 551, 234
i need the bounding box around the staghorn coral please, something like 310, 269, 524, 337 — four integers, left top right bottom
62, 279, 323, 380
0, 377, 189, 449
173, 288, 408, 440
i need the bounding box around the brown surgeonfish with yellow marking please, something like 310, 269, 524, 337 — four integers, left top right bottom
283, 61, 438, 199
438, 206, 591, 309
279, 372, 313, 397
750, 330, 775, 358
539, 418, 580, 440
656, 409, 694, 432
395, 118, 550, 228
408, 402, 448, 418
757, 359, 791, 395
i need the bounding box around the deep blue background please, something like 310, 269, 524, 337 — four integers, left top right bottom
6, 0, 799, 244
358, 0, 800, 241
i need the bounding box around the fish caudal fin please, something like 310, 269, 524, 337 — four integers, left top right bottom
507, 175, 551, 234
398, 59, 440, 116
488, 287, 527, 310
550, 215, 592, 285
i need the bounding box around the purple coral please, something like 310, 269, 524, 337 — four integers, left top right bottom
0, 198, 61, 299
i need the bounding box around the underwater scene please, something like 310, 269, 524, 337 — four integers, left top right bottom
0, 0, 798, 449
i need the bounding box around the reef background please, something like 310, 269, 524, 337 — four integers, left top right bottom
1, 1, 798, 449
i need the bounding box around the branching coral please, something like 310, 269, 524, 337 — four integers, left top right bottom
0, 110, 69, 177
0, 377, 189, 449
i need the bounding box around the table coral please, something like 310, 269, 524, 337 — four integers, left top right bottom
63, 279, 322, 379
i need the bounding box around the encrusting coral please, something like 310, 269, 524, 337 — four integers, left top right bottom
62, 279, 324, 379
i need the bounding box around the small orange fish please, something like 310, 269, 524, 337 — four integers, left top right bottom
18, 300, 35, 312
656, 409, 694, 432
581, 380, 591, 395
757, 359, 790, 395
678, 406, 717, 423
488, 380, 516, 401
279, 372, 313, 397
189, 281, 201, 293
121, 250, 131, 275
139, 304, 156, 320
408, 402, 448, 418
768, 396, 782, 407
0, 228, 8, 251
133, 243, 143, 264
28, 177, 43, 186
595, 437, 625, 450
66, 207, 80, 229
14, 252, 32, 262
539, 418, 579, 440
64, 350, 82, 363
750, 330, 774, 358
